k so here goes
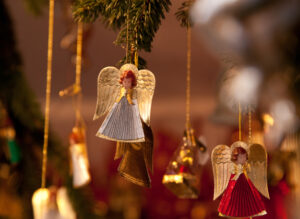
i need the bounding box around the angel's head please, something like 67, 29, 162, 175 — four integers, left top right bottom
119, 70, 137, 89
231, 146, 248, 165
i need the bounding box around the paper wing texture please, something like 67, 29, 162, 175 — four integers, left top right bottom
248, 143, 270, 199
93, 66, 121, 120
212, 144, 232, 200
136, 69, 155, 126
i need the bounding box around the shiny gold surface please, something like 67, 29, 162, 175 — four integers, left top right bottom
115, 123, 154, 187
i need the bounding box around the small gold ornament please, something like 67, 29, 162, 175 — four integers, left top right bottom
69, 126, 91, 188
162, 128, 208, 198
93, 63, 155, 143
115, 122, 153, 187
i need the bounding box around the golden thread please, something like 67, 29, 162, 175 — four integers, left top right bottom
134, 27, 138, 67
238, 103, 242, 141
126, 2, 130, 63
186, 25, 191, 132
41, 0, 55, 189
248, 106, 252, 144
75, 22, 83, 89
75, 22, 83, 126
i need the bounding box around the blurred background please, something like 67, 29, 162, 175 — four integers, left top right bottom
0, 0, 299, 218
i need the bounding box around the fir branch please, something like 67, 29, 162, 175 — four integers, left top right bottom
175, 0, 194, 28
73, 0, 172, 63
22, 0, 48, 15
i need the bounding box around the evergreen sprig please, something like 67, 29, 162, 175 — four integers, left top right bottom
22, 0, 48, 15
73, 0, 172, 66
175, 0, 194, 28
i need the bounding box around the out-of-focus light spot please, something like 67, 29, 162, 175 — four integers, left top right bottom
220, 66, 262, 110
162, 174, 184, 184
263, 114, 274, 126
271, 100, 296, 128
191, 0, 239, 24
230, 66, 262, 105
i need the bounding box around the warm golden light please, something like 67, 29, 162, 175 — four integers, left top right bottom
32, 188, 50, 219
162, 174, 184, 184
263, 114, 274, 126
57, 187, 76, 219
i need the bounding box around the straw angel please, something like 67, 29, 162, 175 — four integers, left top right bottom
93, 63, 155, 143
212, 141, 269, 218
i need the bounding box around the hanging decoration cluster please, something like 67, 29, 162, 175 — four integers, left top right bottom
89, 0, 161, 188
163, 1, 208, 199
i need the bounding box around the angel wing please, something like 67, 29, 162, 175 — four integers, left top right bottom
211, 145, 232, 200
248, 143, 270, 199
93, 66, 121, 120
136, 69, 156, 126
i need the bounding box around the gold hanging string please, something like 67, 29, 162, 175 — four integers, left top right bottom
186, 25, 191, 132
134, 27, 138, 67
41, 0, 55, 189
75, 22, 83, 127
238, 103, 242, 141
125, 1, 130, 63
248, 106, 252, 144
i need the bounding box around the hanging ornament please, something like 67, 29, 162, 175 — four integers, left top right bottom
163, 23, 208, 198
92, 1, 155, 186
59, 21, 91, 188
212, 105, 270, 218
115, 122, 153, 187
5, 126, 21, 164
33, 187, 75, 219
0, 103, 21, 164
93, 63, 155, 143
93, 0, 155, 144
212, 141, 269, 218
162, 128, 207, 198
32, 188, 50, 219
56, 187, 76, 219
69, 125, 90, 187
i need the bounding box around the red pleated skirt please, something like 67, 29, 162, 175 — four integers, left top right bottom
218, 173, 266, 218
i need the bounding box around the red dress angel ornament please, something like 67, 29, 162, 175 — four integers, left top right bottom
93, 64, 155, 143
212, 141, 270, 218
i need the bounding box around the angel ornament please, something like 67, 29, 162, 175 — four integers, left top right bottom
212, 141, 269, 218
93, 64, 155, 143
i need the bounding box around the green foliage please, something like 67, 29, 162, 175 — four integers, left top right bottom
22, 0, 48, 15
73, 0, 172, 65
175, 0, 194, 28
116, 55, 147, 69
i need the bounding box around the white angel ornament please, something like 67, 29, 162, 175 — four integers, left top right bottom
212, 141, 270, 218
93, 64, 155, 143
